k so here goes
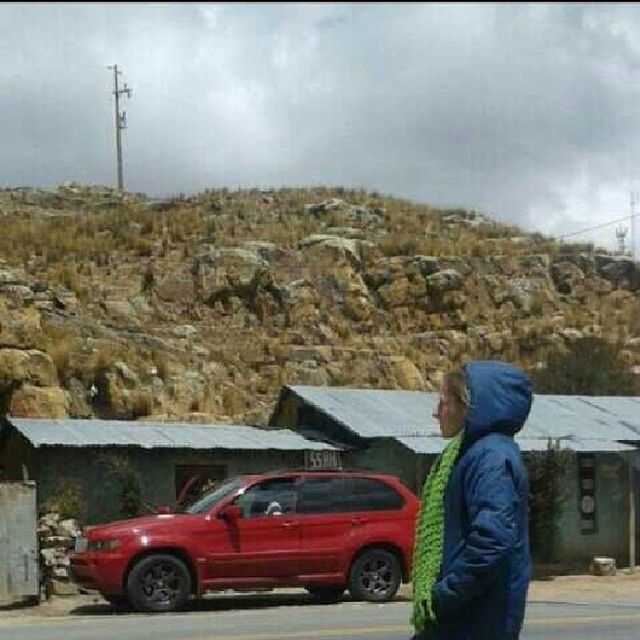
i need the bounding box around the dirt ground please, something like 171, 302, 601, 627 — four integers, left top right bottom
527, 571, 640, 603
401, 570, 640, 605
2, 572, 640, 620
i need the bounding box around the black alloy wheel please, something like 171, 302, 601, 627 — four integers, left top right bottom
348, 548, 401, 602
126, 554, 191, 613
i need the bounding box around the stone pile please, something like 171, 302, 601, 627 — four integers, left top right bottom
590, 556, 617, 577
38, 513, 81, 596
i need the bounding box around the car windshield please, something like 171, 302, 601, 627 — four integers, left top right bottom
182, 477, 245, 514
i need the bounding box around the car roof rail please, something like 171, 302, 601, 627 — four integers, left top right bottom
259, 468, 391, 476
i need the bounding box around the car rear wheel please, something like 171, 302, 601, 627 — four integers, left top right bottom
126, 554, 191, 613
348, 548, 401, 602
305, 586, 345, 602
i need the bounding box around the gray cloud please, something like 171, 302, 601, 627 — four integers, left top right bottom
2, 3, 640, 250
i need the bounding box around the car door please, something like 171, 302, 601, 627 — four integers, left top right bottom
296, 476, 355, 579
208, 477, 301, 579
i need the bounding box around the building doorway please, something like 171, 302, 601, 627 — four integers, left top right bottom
174, 464, 227, 510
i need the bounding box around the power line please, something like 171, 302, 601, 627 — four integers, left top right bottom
107, 64, 132, 191
558, 212, 640, 241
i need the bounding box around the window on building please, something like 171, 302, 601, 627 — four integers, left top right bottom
174, 464, 227, 509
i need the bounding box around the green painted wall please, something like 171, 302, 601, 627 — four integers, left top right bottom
554, 452, 633, 566
346, 439, 431, 495
0, 430, 34, 482
33, 446, 310, 525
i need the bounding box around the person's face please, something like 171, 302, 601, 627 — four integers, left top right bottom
433, 383, 465, 438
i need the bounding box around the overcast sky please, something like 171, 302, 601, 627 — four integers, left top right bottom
2, 3, 640, 251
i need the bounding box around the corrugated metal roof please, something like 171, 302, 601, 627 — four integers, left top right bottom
561, 396, 640, 437
288, 386, 432, 438
521, 395, 640, 441
393, 435, 635, 454
7, 418, 337, 451
516, 437, 636, 452
286, 386, 640, 453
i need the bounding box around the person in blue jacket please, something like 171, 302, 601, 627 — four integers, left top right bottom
411, 360, 533, 640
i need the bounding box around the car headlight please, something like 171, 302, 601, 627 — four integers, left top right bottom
87, 539, 122, 552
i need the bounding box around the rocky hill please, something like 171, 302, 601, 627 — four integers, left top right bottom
0, 183, 638, 425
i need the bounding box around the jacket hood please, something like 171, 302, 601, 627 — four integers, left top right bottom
462, 360, 533, 440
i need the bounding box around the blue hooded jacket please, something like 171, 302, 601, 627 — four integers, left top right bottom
428, 361, 533, 640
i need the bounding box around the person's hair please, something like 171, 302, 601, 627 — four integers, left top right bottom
443, 368, 470, 411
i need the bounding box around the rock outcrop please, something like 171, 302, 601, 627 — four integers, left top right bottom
0, 186, 637, 425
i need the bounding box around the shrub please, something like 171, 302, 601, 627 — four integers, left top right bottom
527, 443, 572, 563
99, 453, 142, 519
532, 337, 639, 395
42, 477, 87, 520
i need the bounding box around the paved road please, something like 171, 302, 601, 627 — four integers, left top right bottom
1, 594, 639, 640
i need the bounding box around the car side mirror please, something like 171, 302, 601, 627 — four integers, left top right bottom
219, 504, 242, 522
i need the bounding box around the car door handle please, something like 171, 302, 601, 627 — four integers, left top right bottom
351, 517, 367, 527
281, 521, 299, 529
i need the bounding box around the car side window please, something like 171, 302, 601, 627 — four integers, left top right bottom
298, 477, 349, 514
343, 478, 405, 511
234, 478, 298, 518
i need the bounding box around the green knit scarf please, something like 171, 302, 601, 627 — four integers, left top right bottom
411, 431, 463, 632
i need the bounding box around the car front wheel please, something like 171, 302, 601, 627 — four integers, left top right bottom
126, 554, 191, 613
348, 548, 401, 602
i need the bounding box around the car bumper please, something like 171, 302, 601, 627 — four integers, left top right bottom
70, 552, 126, 595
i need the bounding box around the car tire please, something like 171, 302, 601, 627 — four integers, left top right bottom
126, 554, 191, 613
305, 586, 345, 603
348, 548, 401, 603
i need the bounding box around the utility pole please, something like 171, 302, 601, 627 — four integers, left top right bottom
629, 454, 636, 574
631, 190, 637, 262
616, 225, 629, 255
107, 64, 132, 191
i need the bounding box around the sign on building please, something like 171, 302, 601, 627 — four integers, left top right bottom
304, 450, 342, 471
578, 453, 597, 534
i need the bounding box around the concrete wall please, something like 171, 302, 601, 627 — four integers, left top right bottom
0, 482, 38, 604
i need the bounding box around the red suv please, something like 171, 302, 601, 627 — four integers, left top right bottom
70, 471, 419, 613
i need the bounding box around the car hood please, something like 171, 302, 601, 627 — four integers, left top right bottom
85, 513, 201, 539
